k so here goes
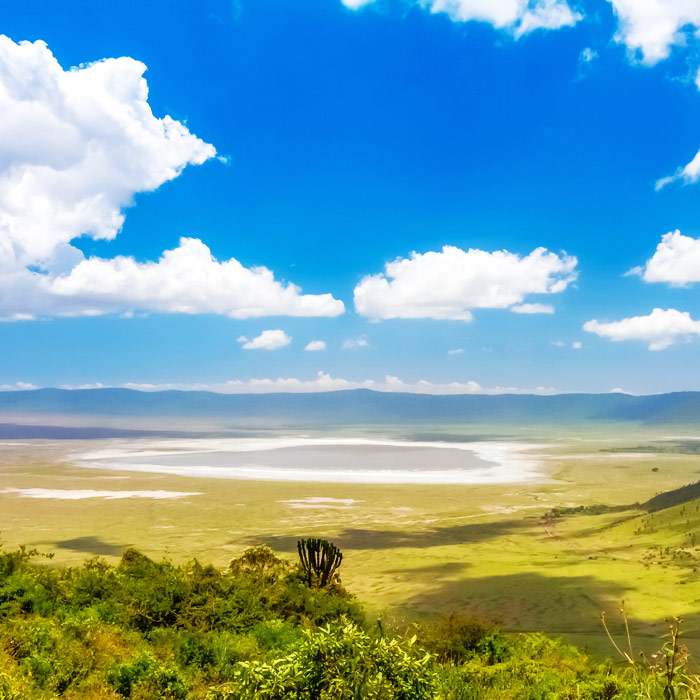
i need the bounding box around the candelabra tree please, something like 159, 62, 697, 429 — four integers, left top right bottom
297, 537, 343, 588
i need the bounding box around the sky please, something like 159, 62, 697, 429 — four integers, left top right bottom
2, 0, 700, 395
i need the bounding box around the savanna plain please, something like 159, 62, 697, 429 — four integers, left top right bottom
3, 422, 699, 659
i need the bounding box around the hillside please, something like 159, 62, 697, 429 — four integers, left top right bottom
2, 387, 700, 426
0, 542, 691, 699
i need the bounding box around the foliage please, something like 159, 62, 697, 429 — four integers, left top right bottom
107, 653, 187, 699
602, 606, 700, 700
416, 612, 502, 665
436, 633, 625, 700
644, 480, 700, 513
206, 620, 436, 699
0, 543, 699, 699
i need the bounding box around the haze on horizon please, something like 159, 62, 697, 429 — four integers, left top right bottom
2, 0, 700, 396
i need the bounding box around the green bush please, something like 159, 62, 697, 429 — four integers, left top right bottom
417, 613, 500, 665
107, 652, 187, 699
0, 543, 697, 699
206, 620, 436, 700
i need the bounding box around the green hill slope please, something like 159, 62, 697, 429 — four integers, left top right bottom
0, 543, 692, 699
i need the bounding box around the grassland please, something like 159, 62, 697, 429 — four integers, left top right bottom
2, 425, 700, 658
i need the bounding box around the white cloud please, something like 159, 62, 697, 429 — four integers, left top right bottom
341, 0, 375, 7
603, 4, 700, 189
0, 381, 37, 391
59, 382, 106, 390
511, 302, 555, 314
655, 149, 700, 188
342, 335, 370, 349
580, 47, 598, 63
0, 36, 343, 321
583, 307, 700, 350
238, 330, 292, 351
0, 35, 214, 270
36, 238, 344, 319
354, 245, 576, 321
447, 348, 465, 355
607, 0, 700, 65
630, 230, 700, 285
551, 340, 581, 349
341, 0, 581, 36
62, 371, 557, 395
305, 340, 327, 351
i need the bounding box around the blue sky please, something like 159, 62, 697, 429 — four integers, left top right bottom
2, 0, 700, 394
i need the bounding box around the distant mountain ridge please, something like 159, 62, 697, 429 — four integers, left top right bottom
1, 388, 700, 426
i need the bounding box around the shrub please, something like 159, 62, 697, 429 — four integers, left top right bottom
1, 543, 697, 700
230, 545, 290, 578
417, 613, 500, 665
206, 619, 436, 700
107, 653, 187, 699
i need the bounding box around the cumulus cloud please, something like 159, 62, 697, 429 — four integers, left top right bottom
238, 330, 292, 351
607, 0, 700, 65
354, 245, 576, 321
60, 371, 558, 395
583, 307, 700, 350
0, 36, 343, 321
447, 348, 465, 355
38, 238, 343, 319
0, 35, 214, 269
305, 340, 327, 351
341, 0, 581, 36
629, 230, 700, 285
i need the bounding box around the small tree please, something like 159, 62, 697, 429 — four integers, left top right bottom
297, 538, 343, 587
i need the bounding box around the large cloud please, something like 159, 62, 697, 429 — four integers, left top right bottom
354, 245, 576, 321
41, 239, 343, 319
607, 0, 700, 65
629, 230, 700, 285
583, 307, 700, 350
342, 0, 581, 36
0, 35, 215, 270
0, 36, 343, 320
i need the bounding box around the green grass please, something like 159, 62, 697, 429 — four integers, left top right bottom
2, 427, 700, 656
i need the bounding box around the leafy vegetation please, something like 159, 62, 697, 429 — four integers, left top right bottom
643, 480, 700, 513
0, 540, 699, 698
